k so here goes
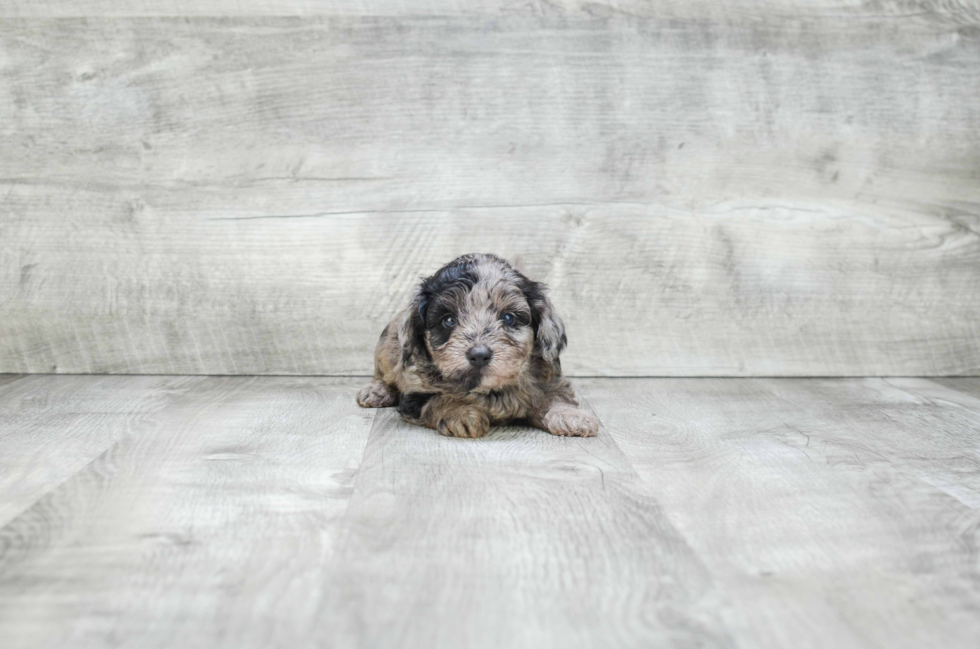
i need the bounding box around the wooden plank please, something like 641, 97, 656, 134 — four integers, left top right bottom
866, 377, 980, 508
1, 16, 979, 376
2, 198, 978, 376
763, 377, 980, 510
0, 376, 375, 649
580, 377, 980, 649
2, 0, 979, 22
312, 407, 735, 649
0, 374, 25, 390
2, 375, 978, 646
2, 17, 977, 208
0, 374, 201, 527
932, 377, 980, 402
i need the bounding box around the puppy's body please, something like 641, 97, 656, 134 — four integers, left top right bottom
357, 254, 598, 438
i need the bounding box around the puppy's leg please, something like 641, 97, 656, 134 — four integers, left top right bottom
358, 318, 402, 408
421, 394, 490, 439
533, 399, 599, 437
357, 380, 398, 408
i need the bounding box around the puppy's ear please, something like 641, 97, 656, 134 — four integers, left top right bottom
522, 279, 567, 364
398, 288, 431, 365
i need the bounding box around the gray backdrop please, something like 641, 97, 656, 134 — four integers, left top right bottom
2, 1, 978, 376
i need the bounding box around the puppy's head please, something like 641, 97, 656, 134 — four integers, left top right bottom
400, 254, 566, 392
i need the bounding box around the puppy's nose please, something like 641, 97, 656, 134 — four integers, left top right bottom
466, 345, 493, 368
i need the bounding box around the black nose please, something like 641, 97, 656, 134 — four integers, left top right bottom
466, 345, 493, 368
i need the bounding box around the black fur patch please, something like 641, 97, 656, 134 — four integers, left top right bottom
510, 310, 532, 328
397, 392, 434, 420
422, 257, 479, 297
518, 274, 566, 357
401, 339, 416, 366
518, 276, 547, 334
425, 303, 458, 347
420, 260, 477, 322
411, 257, 479, 350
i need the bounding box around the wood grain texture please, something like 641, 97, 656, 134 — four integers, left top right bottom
1, 14, 979, 376
3, 375, 979, 647
933, 376, 980, 398
0, 374, 201, 527
2, 1, 979, 22
581, 377, 980, 649
3, 200, 978, 376
313, 407, 734, 649
0, 376, 374, 649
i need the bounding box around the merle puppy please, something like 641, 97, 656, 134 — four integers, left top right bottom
357, 254, 598, 438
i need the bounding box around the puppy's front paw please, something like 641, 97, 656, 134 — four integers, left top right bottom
357, 381, 397, 408
542, 404, 599, 437
437, 408, 490, 439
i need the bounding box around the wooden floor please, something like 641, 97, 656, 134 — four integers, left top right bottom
1, 375, 978, 648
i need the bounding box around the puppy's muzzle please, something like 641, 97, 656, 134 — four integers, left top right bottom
466, 345, 493, 368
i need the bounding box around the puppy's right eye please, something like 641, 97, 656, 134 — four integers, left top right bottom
441, 315, 457, 328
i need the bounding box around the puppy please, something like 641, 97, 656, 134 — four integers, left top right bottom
357, 253, 599, 438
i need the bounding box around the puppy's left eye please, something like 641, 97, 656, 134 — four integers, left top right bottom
500, 312, 516, 327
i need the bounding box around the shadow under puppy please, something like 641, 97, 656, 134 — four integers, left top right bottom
357, 253, 599, 438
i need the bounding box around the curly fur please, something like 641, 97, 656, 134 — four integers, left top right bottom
357, 254, 598, 438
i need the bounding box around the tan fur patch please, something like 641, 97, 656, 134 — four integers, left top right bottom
428, 281, 535, 392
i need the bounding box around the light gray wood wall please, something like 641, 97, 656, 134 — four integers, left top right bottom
1, 3, 978, 376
